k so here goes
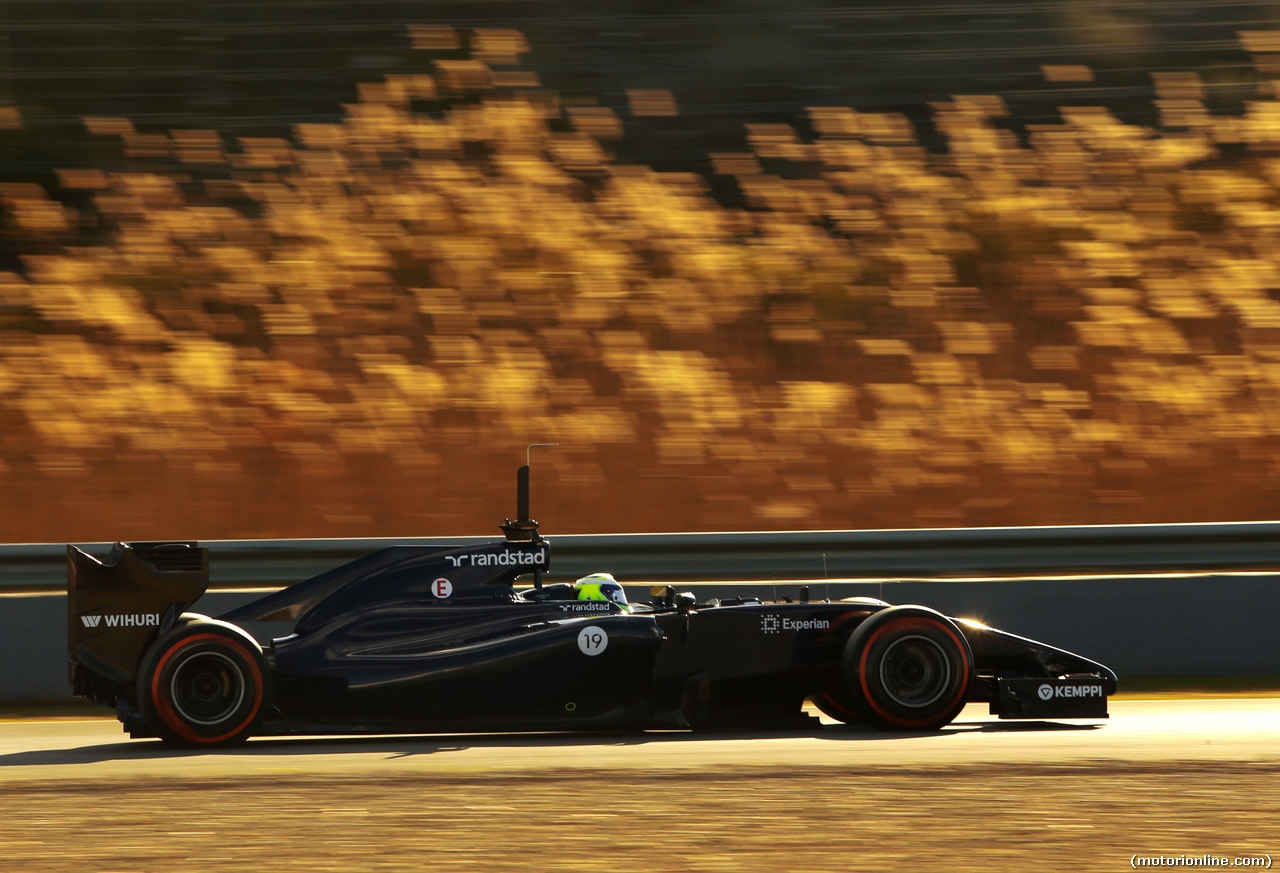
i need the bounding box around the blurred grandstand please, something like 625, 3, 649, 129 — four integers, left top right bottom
4, 23, 1280, 541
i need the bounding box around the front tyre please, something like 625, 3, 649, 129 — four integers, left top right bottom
840, 606, 973, 731
810, 687, 863, 724
137, 620, 269, 748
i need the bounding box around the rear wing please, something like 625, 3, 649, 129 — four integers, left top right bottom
67, 542, 208, 702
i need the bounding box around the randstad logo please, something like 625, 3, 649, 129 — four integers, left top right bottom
445, 549, 547, 568
81, 614, 160, 629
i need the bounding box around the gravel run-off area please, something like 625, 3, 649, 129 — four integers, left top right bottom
1, 763, 1277, 872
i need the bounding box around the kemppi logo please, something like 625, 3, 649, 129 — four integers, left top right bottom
1039, 682, 1104, 699
81, 614, 160, 629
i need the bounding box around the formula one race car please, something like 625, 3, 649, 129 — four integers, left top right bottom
67, 467, 1118, 747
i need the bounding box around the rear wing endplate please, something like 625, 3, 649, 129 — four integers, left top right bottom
67, 542, 208, 692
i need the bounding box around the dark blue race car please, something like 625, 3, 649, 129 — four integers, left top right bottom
67, 467, 1116, 747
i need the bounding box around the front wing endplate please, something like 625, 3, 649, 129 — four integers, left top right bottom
992, 676, 1109, 719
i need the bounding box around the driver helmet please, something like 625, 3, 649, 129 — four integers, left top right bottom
575, 573, 632, 614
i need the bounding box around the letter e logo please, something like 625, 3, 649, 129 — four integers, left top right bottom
432, 578, 453, 599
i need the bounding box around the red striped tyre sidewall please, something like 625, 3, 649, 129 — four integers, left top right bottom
139, 623, 267, 747
841, 608, 973, 731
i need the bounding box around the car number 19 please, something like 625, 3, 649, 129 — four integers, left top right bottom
577, 626, 608, 656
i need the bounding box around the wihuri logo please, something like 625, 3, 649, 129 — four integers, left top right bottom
81, 614, 160, 629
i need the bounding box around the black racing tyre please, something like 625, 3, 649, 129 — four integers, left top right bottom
809, 608, 879, 724
137, 619, 269, 748
810, 686, 863, 724
839, 606, 973, 731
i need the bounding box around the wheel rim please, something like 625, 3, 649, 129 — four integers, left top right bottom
877, 634, 952, 709
168, 650, 246, 726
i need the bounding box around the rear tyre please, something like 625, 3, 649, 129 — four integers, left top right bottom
839, 606, 973, 731
137, 619, 269, 748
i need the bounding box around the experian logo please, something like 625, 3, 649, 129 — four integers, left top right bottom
783, 618, 830, 631
81, 614, 160, 629
760, 615, 830, 634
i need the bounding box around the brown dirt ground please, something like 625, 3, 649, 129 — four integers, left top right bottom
0, 764, 1276, 872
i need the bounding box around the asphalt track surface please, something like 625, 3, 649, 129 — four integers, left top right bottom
1, 699, 1277, 871
1, 698, 1277, 779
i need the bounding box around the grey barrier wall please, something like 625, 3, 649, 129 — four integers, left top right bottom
3, 591, 263, 700
3, 574, 1278, 701
4, 522, 1279, 700
8, 519, 1280, 591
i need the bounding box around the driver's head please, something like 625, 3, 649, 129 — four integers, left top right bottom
574, 573, 632, 613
